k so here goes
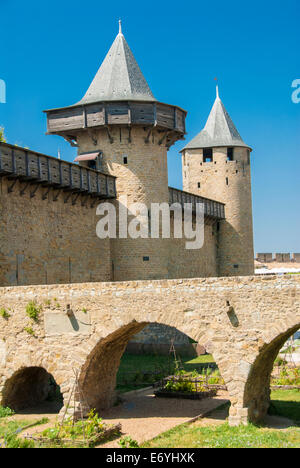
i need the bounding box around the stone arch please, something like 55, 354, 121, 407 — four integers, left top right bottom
1, 366, 63, 412
78, 321, 147, 414
76, 318, 225, 418
243, 323, 300, 424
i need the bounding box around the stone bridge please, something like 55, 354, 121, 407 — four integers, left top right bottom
0, 275, 299, 426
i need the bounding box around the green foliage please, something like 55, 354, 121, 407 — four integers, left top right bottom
0, 417, 47, 448
275, 357, 288, 366
26, 301, 41, 322
24, 326, 35, 336
0, 406, 15, 418
118, 435, 139, 448
116, 353, 217, 393
272, 367, 300, 386
82, 308, 88, 314
164, 378, 195, 393
3, 432, 35, 448
0, 308, 10, 320
42, 410, 106, 441
205, 369, 225, 385
0, 128, 6, 143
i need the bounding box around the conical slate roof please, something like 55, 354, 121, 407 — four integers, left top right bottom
78, 22, 156, 104
183, 87, 250, 150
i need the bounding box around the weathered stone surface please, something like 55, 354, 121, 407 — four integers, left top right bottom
0, 274, 299, 425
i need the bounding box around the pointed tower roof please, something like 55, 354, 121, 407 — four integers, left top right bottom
78, 21, 156, 104
183, 87, 251, 150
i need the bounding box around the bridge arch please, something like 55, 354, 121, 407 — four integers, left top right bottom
76, 319, 220, 416
1, 366, 63, 412
243, 322, 300, 424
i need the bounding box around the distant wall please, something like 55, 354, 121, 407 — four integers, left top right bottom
256, 253, 300, 263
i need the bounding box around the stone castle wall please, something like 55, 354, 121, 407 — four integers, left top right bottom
77, 126, 171, 281
0, 177, 111, 286
182, 146, 254, 276
256, 253, 300, 263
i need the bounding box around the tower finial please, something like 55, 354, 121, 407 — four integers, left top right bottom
119, 19, 122, 34
214, 77, 219, 99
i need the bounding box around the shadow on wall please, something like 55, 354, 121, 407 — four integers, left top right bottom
126, 323, 206, 358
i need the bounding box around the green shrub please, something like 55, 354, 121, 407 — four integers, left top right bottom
0, 406, 15, 418
0, 308, 10, 320
24, 327, 35, 336
119, 436, 139, 448
3, 433, 35, 448
26, 301, 41, 322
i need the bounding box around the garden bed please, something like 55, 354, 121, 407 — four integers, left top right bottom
25, 422, 122, 448
154, 388, 217, 400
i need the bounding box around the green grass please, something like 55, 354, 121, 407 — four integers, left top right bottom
116, 353, 216, 392
269, 389, 300, 421
142, 421, 300, 448
142, 390, 300, 448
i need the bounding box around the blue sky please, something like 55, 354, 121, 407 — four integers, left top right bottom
1, 0, 299, 252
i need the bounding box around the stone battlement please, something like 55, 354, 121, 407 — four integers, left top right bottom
256, 253, 300, 263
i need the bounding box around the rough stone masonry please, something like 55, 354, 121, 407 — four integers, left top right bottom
0, 274, 299, 426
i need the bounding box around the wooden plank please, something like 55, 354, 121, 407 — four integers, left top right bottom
156, 103, 175, 128
86, 104, 105, 127
47, 108, 84, 132
130, 103, 155, 124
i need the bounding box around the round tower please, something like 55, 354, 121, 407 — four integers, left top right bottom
45, 22, 186, 281
181, 87, 254, 276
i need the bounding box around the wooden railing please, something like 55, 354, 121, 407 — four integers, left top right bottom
0, 142, 116, 199
169, 187, 225, 220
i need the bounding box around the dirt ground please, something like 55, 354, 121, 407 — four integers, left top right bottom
98, 388, 229, 447
9, 389, 228, 446
8, 389, 295, 447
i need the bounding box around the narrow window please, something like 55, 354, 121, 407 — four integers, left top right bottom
226, 177, 229, 185
197, 182, 201, 188
123, 155, 128, 165
247, 150, 250, 165
88, 160, 96, 170
227, 147, 234, 161
203, 148, 213, 162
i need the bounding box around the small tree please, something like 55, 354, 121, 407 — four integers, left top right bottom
0, 127, 6, 142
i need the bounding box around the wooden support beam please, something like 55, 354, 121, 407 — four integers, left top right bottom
53, 189, 61, 202
7, 179, 18, 193
105, 126, 114, 144
30, 185, 39, 199
72, 193, 80, 206
144, 127, 153, 144
64, 192, 72, 204
158, 131, 171, 146
42, 187, 51, 200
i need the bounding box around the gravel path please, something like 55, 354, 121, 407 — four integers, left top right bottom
98, 388, 229, 447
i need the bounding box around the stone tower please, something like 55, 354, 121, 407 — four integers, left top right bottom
181, 87, 254, 276
45, 22, 186, 281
